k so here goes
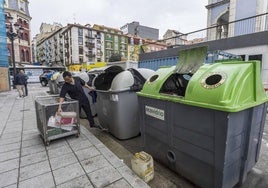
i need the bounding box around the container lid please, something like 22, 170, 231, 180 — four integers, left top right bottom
110, 71, 134, 91
175, 46, 207, 74
94, 65, 124, 90
78, 72, 89, 83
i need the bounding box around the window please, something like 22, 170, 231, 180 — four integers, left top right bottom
79, 56, 83, 63
26, 50, 29, 61
24, 33, 28, 41
78, 37, 83, 45
114, 36, 118, 42
21, 50, 25, 61
78, 28, 83, 36
79, 46, 83, 55
19, 0, 26, 12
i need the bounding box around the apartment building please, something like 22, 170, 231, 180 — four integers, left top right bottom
4, 0, 31, 65
93, 24, 128, 62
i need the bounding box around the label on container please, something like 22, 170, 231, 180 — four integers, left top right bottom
145, 106, 165, 121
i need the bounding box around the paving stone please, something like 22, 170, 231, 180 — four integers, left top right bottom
88, 166, 122, 188
22, 137, 43, 148
0, 132, 21, 139
3, 183, 17, 188
0, 142, 20, 153
0, 168, 18, 187
0, 158, 19, 174
21, 144, 45, 157
57, 175, 93, 188
117, 165, 149, 188
46, 139, 68, 150
22, 132, 41, 141
20, 151, 48, 167
0, 136, 21, 146
75, 147, 100, 162
53, 163, 85, 185
50, 152, 78, 171
47, 144, 72, 159
98, 146, 125, 168
20, 160, 51, 181
19, 172, 55, 188
81, 155, 110, 174
0, 149, 20, 162
82, 131, 102, 145
68, 139, 93, 152
105, 179, 132, 188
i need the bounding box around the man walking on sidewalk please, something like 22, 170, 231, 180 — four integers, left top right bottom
14, 69, 27, 99
57, 71, 98, 128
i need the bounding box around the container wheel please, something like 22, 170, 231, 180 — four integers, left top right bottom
76, 133, 80, 137
45, 141, 50, 146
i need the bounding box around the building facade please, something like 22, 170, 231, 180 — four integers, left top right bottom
93, 24, 128, 62
120, 21, 159, 40
4, 0, 31, 65
206, 0, 268, 40
163, 29, 187, 47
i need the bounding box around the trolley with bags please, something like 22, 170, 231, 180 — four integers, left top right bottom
35, 95, 80, 146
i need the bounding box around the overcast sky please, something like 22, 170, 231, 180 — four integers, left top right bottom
29, 0, 208, 39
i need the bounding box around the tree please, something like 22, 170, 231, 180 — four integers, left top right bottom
109, 53, 121, 62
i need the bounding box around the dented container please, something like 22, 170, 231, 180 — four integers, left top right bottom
131, 151, 154, 183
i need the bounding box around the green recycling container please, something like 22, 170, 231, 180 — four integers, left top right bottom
137, 47, 268, 188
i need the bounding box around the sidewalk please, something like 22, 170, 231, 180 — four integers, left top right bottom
0, 84, 150, 188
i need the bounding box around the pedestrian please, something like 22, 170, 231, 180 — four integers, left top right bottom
20, 70, 29, 96
14, 69, 27, 99
57, 71, 98, 128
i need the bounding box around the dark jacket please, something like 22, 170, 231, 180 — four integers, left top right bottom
14, 73, 27, 85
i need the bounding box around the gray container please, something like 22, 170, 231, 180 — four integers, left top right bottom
35, 95, 80, 146
94, 66, 155, 139
138, 97, 267, 188
137, 47, 268, 187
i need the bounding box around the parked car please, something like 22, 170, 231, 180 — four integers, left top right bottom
39, 70, 54, 86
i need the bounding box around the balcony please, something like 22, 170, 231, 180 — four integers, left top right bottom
85, 35, 95, 39
85, 42, 95, 48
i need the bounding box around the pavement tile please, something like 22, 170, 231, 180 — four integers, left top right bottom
0, 142, 21, 153
19, 160, 51, 181
0, 149, 20, 162
68, 139, 93, 152
81, 155, 110, 174
21, 137, 43, 148
0, 132, 21, 139
47, 144, 72, 159
21, 144, 45, 157
57, 175, 93, 188
20, 151, 48, 167
75, 146, 100, 162
22, 132, 40, 141
50, 152, 78, 171
105, 179, 132, 188
88, 166, 122, 188
98, 146, 125, 168
19, 172, 55, 188
53, 163, 85, 185
0, 158, 19, 174
46, 139, 68, 150
82, 131, 102, 146
0, 168, 18, 187
117, 165, 149, 188
3, 184, 17, 188
0, 136, 21, 146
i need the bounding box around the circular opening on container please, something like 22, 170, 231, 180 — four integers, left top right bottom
205, 74, 222, 85
167, 150, 176, 163
149, 75, 159, 83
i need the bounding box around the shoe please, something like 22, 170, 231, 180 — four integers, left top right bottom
16, 96, 23, 99
90, 124, 100, 128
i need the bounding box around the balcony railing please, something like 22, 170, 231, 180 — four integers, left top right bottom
163, 12, 268, 47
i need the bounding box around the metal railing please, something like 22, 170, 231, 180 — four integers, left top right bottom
162, 12, 268, 47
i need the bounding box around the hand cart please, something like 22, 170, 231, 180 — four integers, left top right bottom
35, 95, 80, 146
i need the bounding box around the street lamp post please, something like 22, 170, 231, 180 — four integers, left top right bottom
5, 15, 24, 89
